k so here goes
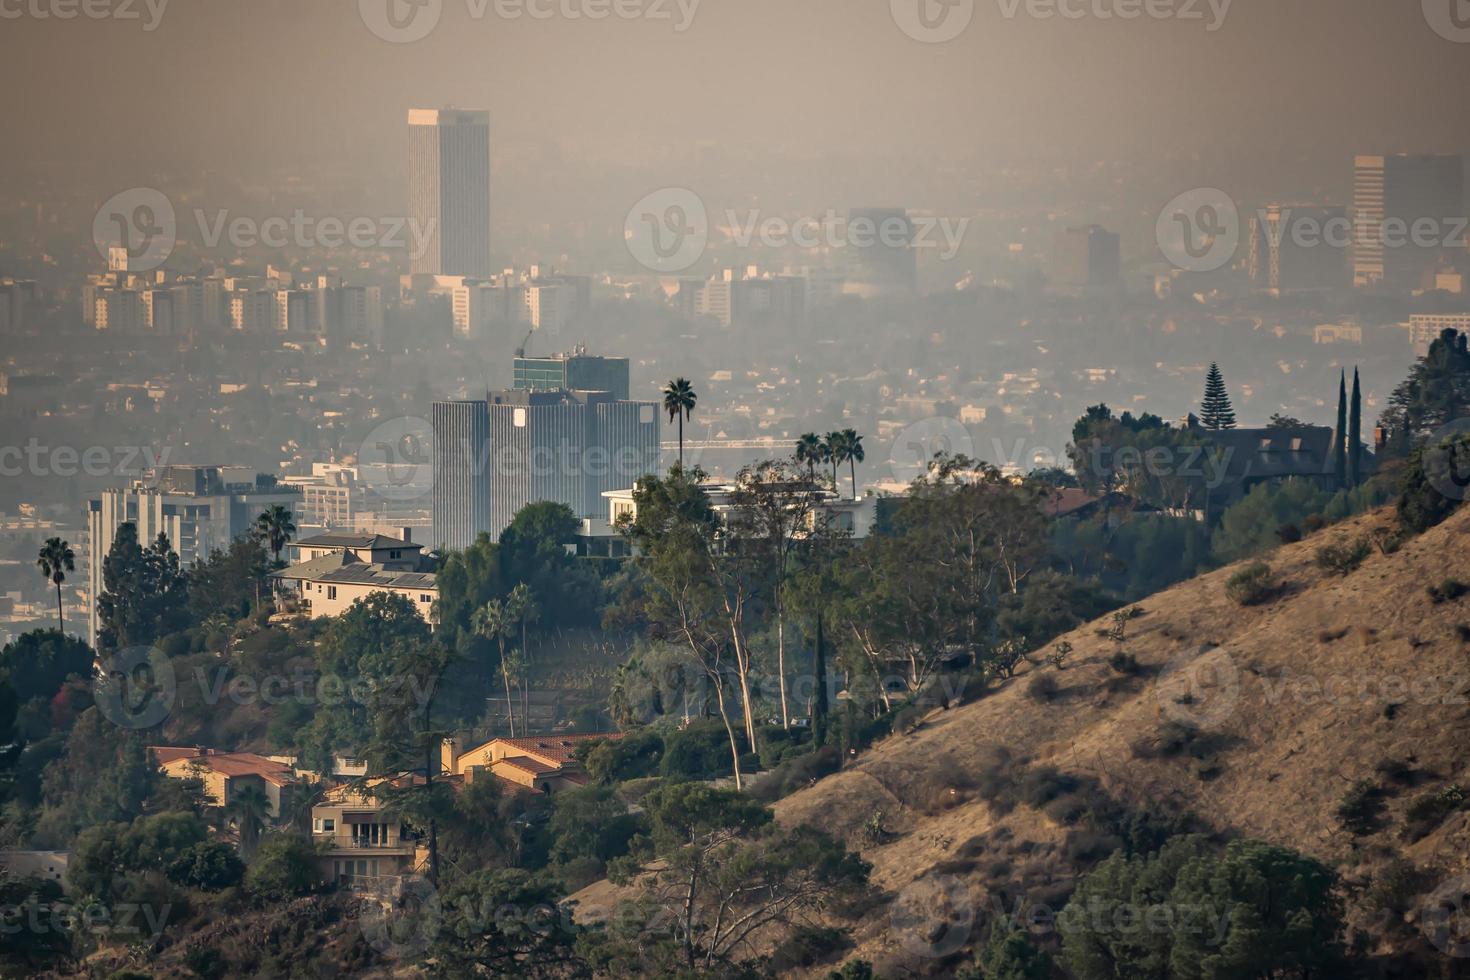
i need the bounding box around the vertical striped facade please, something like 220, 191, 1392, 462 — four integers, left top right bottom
431, 400, 492, 551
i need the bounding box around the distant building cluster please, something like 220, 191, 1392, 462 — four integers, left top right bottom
84, 252, 383, 347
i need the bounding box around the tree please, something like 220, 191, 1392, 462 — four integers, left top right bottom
0, 630, 93, 706
620, 467, 764, 784
224, 782, 273, 858
36, 537, 74, 634
963, 925, 1051, 980
95, 525, 190, 652
166, 841, 245, 890
1380, 327, 1470, 452
1398, 431, 1470, 533
254, 503, 296, 565
1059, 835, 1343, 980
244, 833, 321, 900
795, 433, 824, 479
663, 377, 698, 467
363, 633, 455, 886
474, 598, 520, 738
1211, 478, 1333, 562
839, 428, 865, 499
1349, 367, 1363, 488
1199, 362, 1236, 430
608, 782, 868, 971
1334, 370, 1348, 487
431, 869, 583, 978
822, 430, 846, 488
730, 459, 822, 728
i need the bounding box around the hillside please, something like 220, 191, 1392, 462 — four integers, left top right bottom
576, 504, 1470, 975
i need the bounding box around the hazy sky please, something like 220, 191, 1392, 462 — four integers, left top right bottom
3, 0, 1468, 198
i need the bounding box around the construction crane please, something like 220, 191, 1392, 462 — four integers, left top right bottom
514, 327, 535, 358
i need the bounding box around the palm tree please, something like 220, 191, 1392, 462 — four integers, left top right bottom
473, 599, 518, 738
225, 783, 272, 858
255, 504, 297, 565
36, 537, 74, 633
795, 433, 823, 480
823, 431, 846, 489
508, 583, 539, 728
839, 429, 865, 500
662, 378, 697, 468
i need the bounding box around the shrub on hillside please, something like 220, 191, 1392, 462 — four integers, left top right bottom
1315, 538, 1372, 576
1225, 561, 1277, 605
1402, 784, 1466, 842
1027, 673, 1060, 702
748, 746, 841, 804
1336, 780, 1386, 836
659, 720, 745, 781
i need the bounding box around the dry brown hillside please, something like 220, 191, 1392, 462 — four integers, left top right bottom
777, 504, 1470, 974
576, 504, 1470, 976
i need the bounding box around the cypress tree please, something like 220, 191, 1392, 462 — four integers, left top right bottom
1333, 371, 1348, 488
1348, 368, 1362, 488
1200, 363, 1237, 430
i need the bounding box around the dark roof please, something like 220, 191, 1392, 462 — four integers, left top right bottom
296, 532, 421, 551
1199, 425, 1340, 482
272, 559, 436, 590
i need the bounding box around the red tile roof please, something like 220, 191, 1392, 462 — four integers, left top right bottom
490, 733, 623, 767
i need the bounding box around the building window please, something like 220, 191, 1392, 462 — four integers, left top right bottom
323, 818, 334, 832
390, 550, 401, 560
421, 594, 432, 603
327, 586, 337, 600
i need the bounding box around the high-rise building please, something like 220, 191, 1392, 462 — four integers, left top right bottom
409, 108, 492, 279
846, 207, 917, 296
484, 389, 659, 537
0, 279, 37, 334
87, 466, 299, 645
1353, 154, 1466, 291
513, 349, 631, 400
1247, 205, 1347, 294
431, 400, 492, 551
1052, 225, 1122, 290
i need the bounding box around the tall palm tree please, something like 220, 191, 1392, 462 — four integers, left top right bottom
255, 504, 297, 565
662, 378, 697, 468
36, 537, 74, 633
839, 429, 865, 500
823, 431, 846, 489
795, 433, 823, 480
508, 583, 539, 728
225, 783, 272, 858
473, 598, 518, 738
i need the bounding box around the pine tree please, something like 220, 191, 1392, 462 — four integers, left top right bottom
1200, 363, 1237, 430
1348, 368, 1363, 488
1333, 370, 1348, 488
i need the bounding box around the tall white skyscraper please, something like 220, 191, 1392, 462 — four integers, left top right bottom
408, 108, 492, 278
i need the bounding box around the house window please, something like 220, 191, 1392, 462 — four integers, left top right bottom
390, 550, 401, 560
323, 818, 335, 832
420, 594, 433, 603
327, 586, 337, 600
